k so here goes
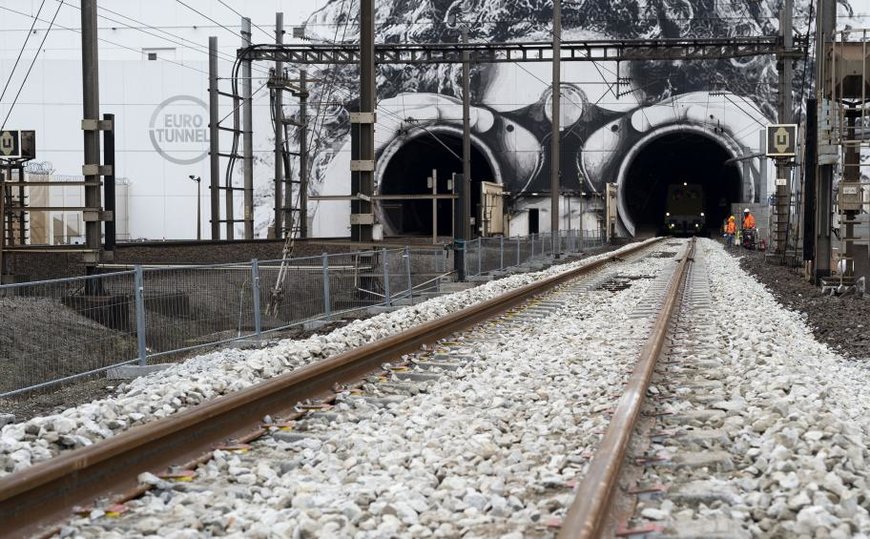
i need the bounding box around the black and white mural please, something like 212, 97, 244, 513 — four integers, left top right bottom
292, 0, 863, 238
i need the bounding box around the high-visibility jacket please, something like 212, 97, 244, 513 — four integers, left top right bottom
726, 221, 736, 234
742, 213, 756, 229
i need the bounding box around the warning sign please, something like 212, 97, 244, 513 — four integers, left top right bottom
0, 130, 20, 158
0, 130, 35, 161
766, 124, 798, 158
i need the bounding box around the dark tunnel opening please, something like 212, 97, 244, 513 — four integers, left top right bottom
622, 132, 741, 235
380, 133, 495, 236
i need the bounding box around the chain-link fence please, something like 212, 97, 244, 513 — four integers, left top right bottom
0, 248, 453, 399
0, 232, 604, 398
462, 229, 604, 277
0, 271, 140, 398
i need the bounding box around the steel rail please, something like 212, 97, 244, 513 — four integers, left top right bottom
558, 238, 696, 538
0, 238, 662, 538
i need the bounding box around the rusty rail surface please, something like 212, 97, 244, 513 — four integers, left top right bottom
559, 237, 696, 539
0, 238, 662, 538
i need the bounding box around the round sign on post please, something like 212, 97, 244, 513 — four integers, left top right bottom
148, 96, 210, 165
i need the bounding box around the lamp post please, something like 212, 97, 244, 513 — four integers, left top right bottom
188, 175, 202, 241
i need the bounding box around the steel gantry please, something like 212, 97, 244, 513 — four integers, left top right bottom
240, 36, 789, 65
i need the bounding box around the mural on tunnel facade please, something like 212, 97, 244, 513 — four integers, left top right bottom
290, 0, 856, 237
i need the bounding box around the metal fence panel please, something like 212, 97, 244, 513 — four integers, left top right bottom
139, 263, 255, 358
406, 248, 448, 295
0, 271, 138, 397
1, 232, 605, 398
465, 239, 480, 277
258, 253, 328, 329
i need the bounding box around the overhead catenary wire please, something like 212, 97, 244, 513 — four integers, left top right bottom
173, 0, 246, 41
86, 2, 273, 76
1, 0, 65, 130
0, 4, 210, 76
0, 0, 45, 106
215, 0, 274, 42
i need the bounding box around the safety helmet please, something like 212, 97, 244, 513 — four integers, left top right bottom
743, 208, 750, 213
728, 215, 735, 221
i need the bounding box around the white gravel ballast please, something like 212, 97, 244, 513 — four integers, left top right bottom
0, 240, 657, 478
633, 239, 870, 538
56, 244, 683, 537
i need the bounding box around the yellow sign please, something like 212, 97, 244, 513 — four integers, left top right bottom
0, 130, 19, 158
766, 124, 798, 157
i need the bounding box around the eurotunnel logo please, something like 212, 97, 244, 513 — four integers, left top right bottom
149, 95, 209, 165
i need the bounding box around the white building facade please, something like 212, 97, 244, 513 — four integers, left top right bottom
1, 0, 322, 241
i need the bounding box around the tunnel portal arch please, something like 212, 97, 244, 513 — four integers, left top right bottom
616, 126, 745, 236
376, 127, 500, 237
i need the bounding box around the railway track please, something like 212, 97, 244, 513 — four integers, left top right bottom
557, 238, 695, 537
1, 237, 680, 537
27, 236, 866, 538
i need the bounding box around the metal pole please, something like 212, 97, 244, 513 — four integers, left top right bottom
273, 13, 284, 239
500, 235, 504, 270
208, 36, 220, 240
516, 237, 521, 266
196, 179, 201, 241
0, 167, 5, 278
251, 259, 262, 337
103, 113, 116, 251
453, 172, 466, 280
382, 247, 391, 305
351, 0, 375, 242
774, 0, 793, 255
15, 165, 23, 245
477, 237, 482, 275
803, 97, 818, 263
815, 0, 836, 281
404, 246, 412, 301
321, 252, 331, 318
550, 0, 561, 257
81, 0, 102, 271
299, 70, 309, 238
462, 28, 472, 242
241, 17, 254, 239
432, 168, 437, 244
134, 265, 147, 366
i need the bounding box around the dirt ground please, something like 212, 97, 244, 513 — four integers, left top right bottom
736, 248, 870, 360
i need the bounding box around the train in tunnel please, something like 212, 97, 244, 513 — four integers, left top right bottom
664, 183, 706, 236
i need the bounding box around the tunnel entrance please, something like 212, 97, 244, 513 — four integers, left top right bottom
380, 133, 495, 236
622, 132, 741, 235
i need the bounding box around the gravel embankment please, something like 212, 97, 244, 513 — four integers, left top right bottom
59, 243, 683, 537
738, 249, 870, 360
0, 240, 656, 478
633, 239, 870, 537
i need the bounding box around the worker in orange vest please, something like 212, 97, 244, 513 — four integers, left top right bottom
725, 215, 737, 248
742, 208, 756, 230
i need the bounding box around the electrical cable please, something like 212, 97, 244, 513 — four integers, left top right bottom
0, 0, 45, 105
174, 0, 245, 41
0, 4, 210, 76
89, 2, 273, 76
1, 0, 64, 130
785, 0, 816, 259
215, 0, 274, 42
